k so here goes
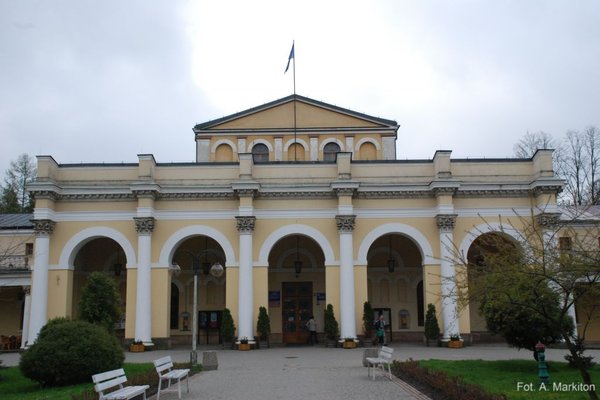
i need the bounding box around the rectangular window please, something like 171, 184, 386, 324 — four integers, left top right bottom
25, 243, 33, 256
559, 237, 572, 251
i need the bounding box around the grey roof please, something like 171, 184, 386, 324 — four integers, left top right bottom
193, 94, 399, 131
0, 214, 34, 230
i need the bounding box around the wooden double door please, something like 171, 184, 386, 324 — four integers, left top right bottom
282, 282, 313, 344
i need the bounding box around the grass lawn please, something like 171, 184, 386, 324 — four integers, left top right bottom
419, 359, 600, 400
0, 363, 154, 400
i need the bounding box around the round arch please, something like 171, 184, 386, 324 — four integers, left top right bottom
458, 223, 523, 260
211, 139, 238, 154
158, 225, 237, 268
283, 138, 309, 152
247, 139, 274, 152
357, 223, 436, 265
354, 137, 381, 151
257, 224, 336, 267
319, 138, 345, 151
57, 227, 137, 270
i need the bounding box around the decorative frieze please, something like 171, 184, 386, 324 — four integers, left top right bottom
436, 214, 457, 232
236, 216, 256, 233
134, 217, 155, 234
335, 215, 356, 233
32, 219, 56, 237
535, 213, 561, 229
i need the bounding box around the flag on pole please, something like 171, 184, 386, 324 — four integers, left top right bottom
284, 43, 294, 73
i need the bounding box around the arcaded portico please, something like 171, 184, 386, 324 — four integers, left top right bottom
6, 94, 581, 348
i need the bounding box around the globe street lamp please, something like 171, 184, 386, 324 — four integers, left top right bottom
173, 249, 224, 365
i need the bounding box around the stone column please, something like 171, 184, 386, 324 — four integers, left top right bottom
21, 286, 31, 348
336, 215, 357, 339
134, 217, 155, 345
236, 216, 256, 341
27, 219, 55, 345
436, 214, 459, 340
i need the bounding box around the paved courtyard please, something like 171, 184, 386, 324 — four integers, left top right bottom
2, 343, 598, 400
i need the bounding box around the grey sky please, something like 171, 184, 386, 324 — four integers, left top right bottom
1, 1, 599, 177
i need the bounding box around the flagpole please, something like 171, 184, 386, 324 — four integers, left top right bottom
292, 40, 297, 161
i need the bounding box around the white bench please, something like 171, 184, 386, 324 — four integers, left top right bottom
153, 356, 190, 400
365, 346, 394, 380
92, 368, 149, 400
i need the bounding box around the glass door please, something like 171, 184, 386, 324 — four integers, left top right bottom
282, 282, 313, 344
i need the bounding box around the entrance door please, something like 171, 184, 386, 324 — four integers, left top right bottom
282, 282, 312, 344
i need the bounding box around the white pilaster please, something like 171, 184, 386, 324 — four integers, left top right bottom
345, 137, 354, 159
336, 215, 357, 339
21, 286, 31, 348
310, 137, 318, 161
274, 137, 283, 161
196, 139, 210, 162
236, 216, 256, 340
436, 214, 459, 339
134, 217, 154, 345
27, 219, 55, 346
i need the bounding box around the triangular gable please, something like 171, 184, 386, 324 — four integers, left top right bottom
194, 95, 398, 131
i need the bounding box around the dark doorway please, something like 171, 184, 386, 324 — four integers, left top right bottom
282, 282, 313, 344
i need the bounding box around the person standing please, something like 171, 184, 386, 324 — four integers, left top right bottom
374, 314, 386, 346
306, 315, 318, 345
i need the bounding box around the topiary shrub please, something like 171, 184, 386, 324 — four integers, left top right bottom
79, 271, 122, 332
19, 318, 124, 386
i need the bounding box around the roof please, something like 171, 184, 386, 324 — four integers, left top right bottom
193, 94, 399, 131
0, 214, 34, 230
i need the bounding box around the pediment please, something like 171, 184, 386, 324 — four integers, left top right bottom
194, 95, 397, 132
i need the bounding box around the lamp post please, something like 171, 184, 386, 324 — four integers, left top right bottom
173, 248, 224, 366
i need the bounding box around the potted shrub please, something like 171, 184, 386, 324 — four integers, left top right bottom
362, 301, 374, 342
220, 308, 236, 349
424, 303, 441, 347
448, 334, 464, 348
324, 304, 339, 348
238, 336, 250, 351
256, 306, 271, 349
129, 340, 144, 352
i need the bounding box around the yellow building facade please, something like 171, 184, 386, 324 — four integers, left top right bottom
6, 94, 594, 348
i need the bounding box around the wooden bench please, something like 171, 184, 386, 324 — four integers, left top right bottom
365, 346, 394, 380
92, 368, 149, 400
153, 356, 190, 400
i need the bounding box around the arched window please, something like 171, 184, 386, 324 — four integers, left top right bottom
323, 142, 340, 162
215, 143, 233, 161
287, 143, 305, 161
252, 143, 269, 162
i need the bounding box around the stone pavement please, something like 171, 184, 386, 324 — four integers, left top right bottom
3, 343, 599, 400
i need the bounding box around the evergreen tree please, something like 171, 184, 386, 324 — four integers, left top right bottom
78, 272, 122, 332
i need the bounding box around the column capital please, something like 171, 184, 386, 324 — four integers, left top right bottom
236, 216, 256, 233
134, 217, 155, 234
32, 219, 56, 237
535, 212, 561, 229
335, 215, 356, 233
436, 214, 457, 233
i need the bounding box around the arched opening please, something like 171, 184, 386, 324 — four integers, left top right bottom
171, 235, 226, 345
367, 233, 423, 342
287, 143, 305, 161
72, 238, 127, 333
252, 143, 269, 162
358, 142, 377, 160
466, 232, 519, 341
267, 234, 326, 345
215, 143, 233, 161
323, 142, 340, 162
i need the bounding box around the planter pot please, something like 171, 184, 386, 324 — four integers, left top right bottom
238, 343, 251, 351
129, 344, 144, 352
343, 341, 357, 349
448, 340, 463, 349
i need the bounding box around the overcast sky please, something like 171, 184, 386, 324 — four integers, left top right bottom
1, 1, 599, 177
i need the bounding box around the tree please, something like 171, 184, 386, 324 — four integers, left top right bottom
256, 306, 271, 347
78, 272, 122, 332
513, 130, 557, 158
323, 304, 339, 341
362, 301, 374, 336
453, 210, 600, 399
1, 153, 36, 213
220, 308, 236, 345
424, 304, 441, 347
0, 186, 20, 213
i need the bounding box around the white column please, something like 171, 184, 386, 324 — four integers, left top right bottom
236, 216, 256, 340
134, 217, 154, 345
437, 214, 459, 340
21, 286, 31, 348
27, 219, 55, 346
336, 215, 357, 339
